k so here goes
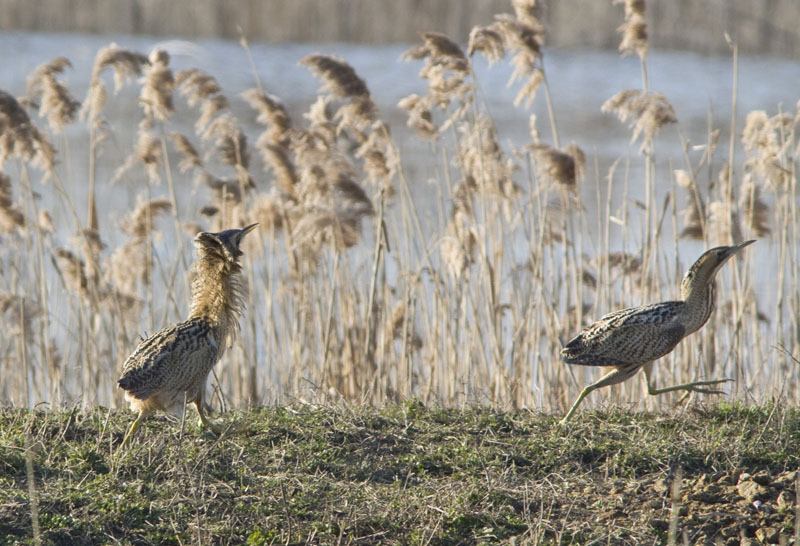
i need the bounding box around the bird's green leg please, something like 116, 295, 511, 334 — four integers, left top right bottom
643, 362, 732, 397
560, 385, 597, 424
119, 411, 146, 450
560, 367, 634, 424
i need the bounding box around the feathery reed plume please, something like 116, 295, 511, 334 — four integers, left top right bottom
124, 197, 172, 238
105, 197, 171, 297
299, 54, 370, 98
241, 89, 292, 145
175, 69, 229, 134
614, 0, 648, 59
492, 14, 545, 107
512, 0, 546, 30
675, 170, 705, 240
175, 68, 221, 104
303, 95, 338, 146
441, 177, 479, 277
81, 43, 148, 121
397, 94, 436, 137
0, 90, 56, 175
300, 54, 377, 132
168, 132, 203, 173
249, 192, 285, 232
205, 114, 252, 189
26, 57, 80, 133
259, 142, 298, 199
355, 121, 398, 196
113, 119, 163, 183
139, 49, 174, 122
0, 171, 25, 233
530, 143, 585, 189
739, 175, 771, 237
741, 110, 793, 188
467, 25, 505, 65
292, 175, 374, 251
601, 89, 676, 152
401, 32, 472, 132
460, 115, 519, 201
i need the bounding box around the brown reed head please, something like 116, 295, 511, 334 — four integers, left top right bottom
0, 90, 56, 176
140, 49, 175, 122
602, 89, 676, 152
241, 89, 292, 145
26, 57, 81, 133
168, 132, 203, 173
82, 43, 148, 121
300, 54, 370, 99
467, 26, 506, 65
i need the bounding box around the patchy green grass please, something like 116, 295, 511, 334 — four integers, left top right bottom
1, 403, 799, 545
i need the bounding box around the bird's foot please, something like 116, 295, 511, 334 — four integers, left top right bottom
197, 414, 244, 436
683, 377, 733, 395
672, 378, 733, 404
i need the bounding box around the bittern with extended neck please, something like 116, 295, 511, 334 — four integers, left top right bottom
560, 240, 754, 423
118, 224, 257, 445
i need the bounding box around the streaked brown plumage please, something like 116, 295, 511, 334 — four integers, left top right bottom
560, 240, 754, 423
118, 223, 257, 445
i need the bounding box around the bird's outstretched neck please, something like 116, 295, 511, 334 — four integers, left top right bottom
188, 257, 244, 330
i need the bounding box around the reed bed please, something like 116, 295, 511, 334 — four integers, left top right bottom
0, 0, 797, 415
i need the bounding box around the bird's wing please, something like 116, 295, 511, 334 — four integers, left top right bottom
562, 302, 686, 367
118, 319, 218, 400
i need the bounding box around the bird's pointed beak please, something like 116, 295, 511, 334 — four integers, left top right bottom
724, 239, 755, 260
731, 239, 755, 252
240, 223, 258, 237
239, 224, 258, 237
232, 223, 258, 248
